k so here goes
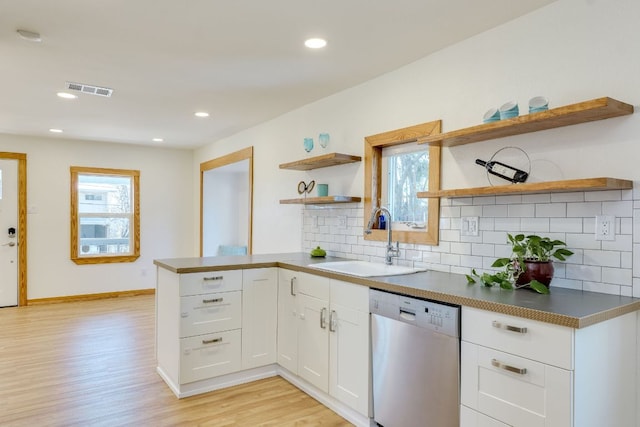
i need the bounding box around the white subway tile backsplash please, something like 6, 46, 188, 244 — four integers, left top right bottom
472, 196, 496, 205
603, 200, 633, 217
565, 233, 602, 250
602, 234, 632, 252
302, 185, 637, 296
520, 218, 550, 232
583, 249, 620, 268
461, 205, 483, 216
550, 218, 583, 233
441, 206, 461, 218
495, 195, 523, 205
535, 203, 566, 218
483, 205, 508, 217
508, 204, 535, 217
566, 264, 601, 282
567, 202, 602, 217
584, 190, 622, 202
450, 242, 472, 255
471, 243, 494, 257
602, 267, 632, 286
460, 255, 484, 268
482, 231, 508, 245
551, 192, 584, 203
522, 193, 551, 203
494, 217, 521, 231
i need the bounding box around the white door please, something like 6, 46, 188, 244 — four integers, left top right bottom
297, 293, 330, 392
0, 159, 18, 307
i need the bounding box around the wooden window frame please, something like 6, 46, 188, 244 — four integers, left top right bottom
70, 166, 140, 265
364, 121, 441, 246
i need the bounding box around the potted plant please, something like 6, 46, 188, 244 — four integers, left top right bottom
466, 233, 573, 294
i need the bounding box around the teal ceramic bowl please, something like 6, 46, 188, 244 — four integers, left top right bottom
499, 101, 519, 119
483, 107, 500, 123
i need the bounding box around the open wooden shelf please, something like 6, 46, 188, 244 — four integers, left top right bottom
279, 153, 361, 171
417, 177, 632, 198
279, 196, 362, 205
417, 97, 634, 147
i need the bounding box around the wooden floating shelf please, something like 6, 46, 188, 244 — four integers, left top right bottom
417, 97, 634, 147
280, 196, 362, 205
279, 153, 362, 171
417, 177, 633, 198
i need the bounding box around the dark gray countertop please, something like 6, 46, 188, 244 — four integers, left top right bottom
154, 252, 640, 328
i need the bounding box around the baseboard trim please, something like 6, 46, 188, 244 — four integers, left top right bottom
27, 288, 155, 305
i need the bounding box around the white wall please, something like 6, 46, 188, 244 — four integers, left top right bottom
0, 133, 194, 300
193, 0, 640, 296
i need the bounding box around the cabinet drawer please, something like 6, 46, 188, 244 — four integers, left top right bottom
179, 270, 242, 296
461, 341, 572, 427
297, 271, 330, 300
330, 279, 368, 312
180, 329, 242, 384
462, 307, 573, 369
180, 291, 242, 337
460, 406, 509, 427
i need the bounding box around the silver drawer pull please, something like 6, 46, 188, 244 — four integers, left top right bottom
202, 337, 223, 345
320, 307, 327, 329
491, 358, 527, 375
290, 277, 297, 296
492, 320, 527, 334
203, 276, 224, 281
202, 297, 223, 304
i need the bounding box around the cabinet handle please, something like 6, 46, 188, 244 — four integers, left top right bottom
202, 297, 223, 304
203, 276, 224, 281
329, 310, 337, 332
492, 320, 527, 334
320, 307, 327, 329
202, 337, 223, 345
491, 358, 527, 375
290, 277, 297, 296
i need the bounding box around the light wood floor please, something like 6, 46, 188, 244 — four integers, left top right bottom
0, 295, 352, 426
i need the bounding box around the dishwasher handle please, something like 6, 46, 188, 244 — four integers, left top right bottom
399, 308, 416, 321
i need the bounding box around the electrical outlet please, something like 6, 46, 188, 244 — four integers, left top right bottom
337, 215, 347, 228
595, 215, 615, 241
461, 216, 479, 236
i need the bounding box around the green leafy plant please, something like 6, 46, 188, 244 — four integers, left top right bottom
466, 233, 574, 294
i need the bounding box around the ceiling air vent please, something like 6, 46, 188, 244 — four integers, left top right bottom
65, 81, 113, 97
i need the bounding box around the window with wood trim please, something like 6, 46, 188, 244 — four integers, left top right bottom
70, 167, 140, 264
364, 121, 441, 246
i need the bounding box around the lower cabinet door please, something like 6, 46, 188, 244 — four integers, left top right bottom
277, 269, 299, 374
297, 293, 329, 392
242, 268, 278, 369
180, 329, 242, 384
461, 341, 572, 427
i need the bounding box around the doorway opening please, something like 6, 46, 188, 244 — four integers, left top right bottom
0, 152, 27, 306
200, 147, 253, 257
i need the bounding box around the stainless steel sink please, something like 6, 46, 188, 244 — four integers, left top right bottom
308, 260, 426, 277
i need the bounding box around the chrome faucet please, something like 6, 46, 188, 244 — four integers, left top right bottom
365, 206, 400, 265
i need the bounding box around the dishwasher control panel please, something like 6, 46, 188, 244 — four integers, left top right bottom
370, 289, 459, 338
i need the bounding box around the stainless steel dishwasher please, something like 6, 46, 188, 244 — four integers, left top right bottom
370, 289, 460, 427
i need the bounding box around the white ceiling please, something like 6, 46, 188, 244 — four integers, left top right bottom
0, 0, 555, 149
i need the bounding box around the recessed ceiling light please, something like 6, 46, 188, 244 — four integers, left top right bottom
152, 138, 164, 142
16, 29, 42, 42
57, 92, 77, 99
195, 112, 210, 118
49, 128, 63, 133
304, 38, 327, 49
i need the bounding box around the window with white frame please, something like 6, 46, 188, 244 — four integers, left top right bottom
70, 167, 140, 264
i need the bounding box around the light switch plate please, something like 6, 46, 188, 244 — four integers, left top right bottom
461, 216, 479, 236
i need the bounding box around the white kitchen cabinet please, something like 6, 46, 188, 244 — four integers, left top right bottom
298, 291, 330, 391
242, 268, 278, 370
277, 270, 370, 417
277, 269, 299, 373
461, 306, 637, 427
157, 266, 278, 398
328, 279, 370, 417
